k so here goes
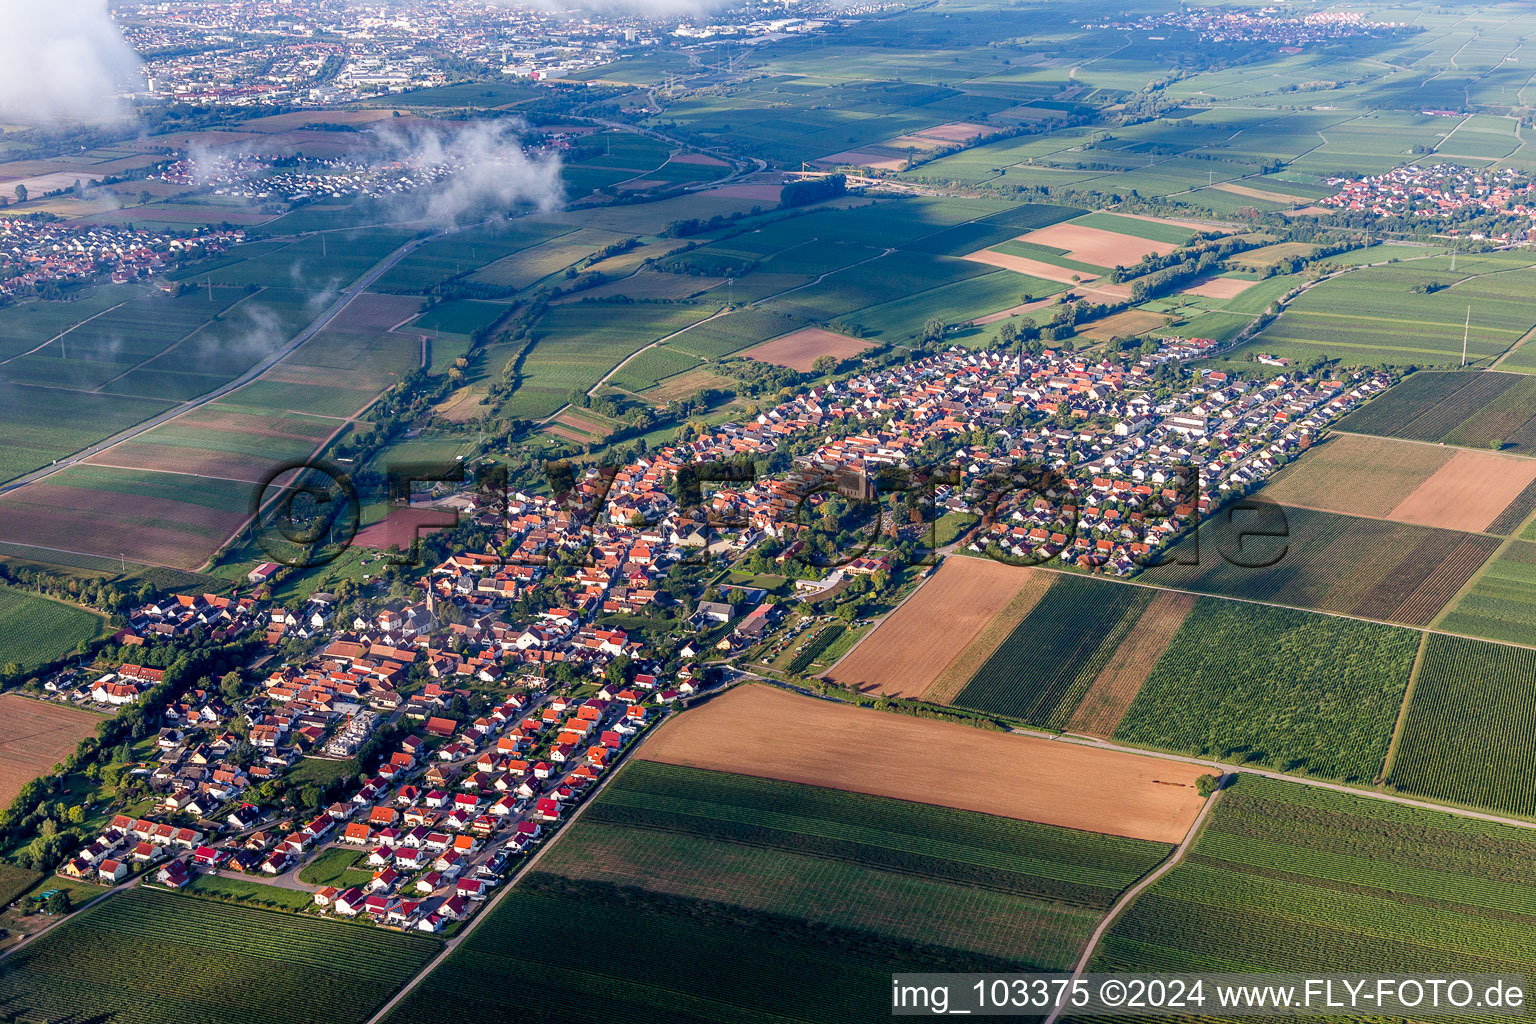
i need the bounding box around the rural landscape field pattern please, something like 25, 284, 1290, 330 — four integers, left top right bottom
6, 0, 1536, 1020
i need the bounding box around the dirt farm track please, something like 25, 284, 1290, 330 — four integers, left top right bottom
641, 683, 1208, 844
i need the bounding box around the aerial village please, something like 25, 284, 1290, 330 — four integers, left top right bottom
37, 338, 1390, 933
1320, 163, 1536, 231
0, 220, 244, 296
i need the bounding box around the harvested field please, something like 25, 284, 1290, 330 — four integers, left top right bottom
329, 293, 422, 331
923, 571, 1055, 704
909, 121, 997, 143
1181, 276, 1254, 299
816, 148, 906, 171
553, 410, 615, 437
1386, 449, 1536, 533
1077, 309, 1168, 341
742, 327, 874, 371
1230, 241, 1318, 267
1258, 434, 1455, 519
963, 248, 1097, 283
1209, 181, 1312, 205
0, 477, 246, 569
641, 367, 737, 403
670, 153, 729, 166
642, 684, 1208, 844
1018, 223, 1180, 266
826, 560, 1046, 697
0, 695, 100, 806
1067, 591, 1196, 738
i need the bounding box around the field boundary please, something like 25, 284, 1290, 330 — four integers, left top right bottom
1043, 783, 1227, 1024
1379, 630, 1429, 785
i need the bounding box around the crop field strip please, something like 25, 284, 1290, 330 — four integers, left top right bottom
1438, 540, 1536, 646
0, 887, 440, 1024
1135, 506, 1500, 628
1091, 775, 1536, 1007
1337, 370, 1536, 457
921, 566, 1056, 705
828, 559, 1052, 699
384, 761, 1172, 1024
950, 574, 1154, 728
1066, 591, 1196, 739
1388, 633, 1536, 818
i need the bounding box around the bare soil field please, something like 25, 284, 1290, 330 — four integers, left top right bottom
1067, 592, 1196, 737
1387, 449, 1536, 533
329, 293, 423, 332
352, 507, 459, 551
827, 560, 1046, 697
0, 695, 101, 807
964, 248, 1096, 283
1258, 434, 1455, 519
1181, 276, 1254, 299
907, 121, 996, 143
743, 327, 874, 371
0, 482, 243, 569
1018, 223, 1180, 266
642, 683, 1208, 843
1077, 309, 1168, 341
543, 425, 592, 444
1209, 181, 1310, 205
553, 410, 615, 437
922, 567, 1057, 704
670, 153, 730, 167
815, 148, 906, 171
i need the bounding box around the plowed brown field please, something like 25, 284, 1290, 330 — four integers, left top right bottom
641, 683, 1208, 843
0, 695, 101, 806
828, 560, 1047, 697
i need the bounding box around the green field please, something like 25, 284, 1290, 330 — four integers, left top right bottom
1068, 212, 1199, 246
0, 384, 173, 483
0, 887, 440, 1024
1094, 775, 1536, 986
1388, 633, 1536, 817
0, 586, 106, 672
1438, 541, 1536, 646
1240, 258, 1536, 368
1115, 598, 1418, 782
384, 760, 1171, 1024
297, 847, 375, 888
507, 302, 718, 419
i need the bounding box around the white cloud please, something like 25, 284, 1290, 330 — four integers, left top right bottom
378, 120, 565, 228
0, 0, 141, 124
